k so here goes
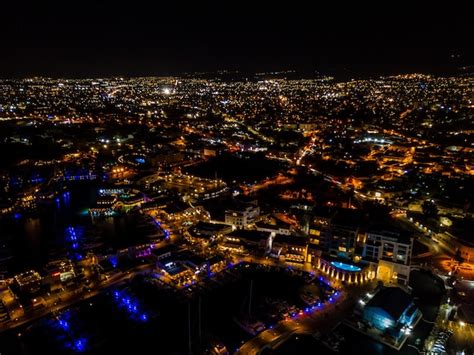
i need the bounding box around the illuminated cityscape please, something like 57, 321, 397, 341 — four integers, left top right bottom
0, 2, 473, 355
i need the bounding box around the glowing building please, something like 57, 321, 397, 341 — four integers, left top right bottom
362, 287, 421, 342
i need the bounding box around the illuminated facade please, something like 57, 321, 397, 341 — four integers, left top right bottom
225, 202, 260, 229
363, 230, 413, 285
362, 287, 421, 341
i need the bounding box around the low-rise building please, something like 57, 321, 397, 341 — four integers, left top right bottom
223, 230, 270, 252
225, 201, 260, 229
255, 217, 292, 235
14, 270, 42, 294
273, 235, 308, 263
360, 287, 422, 343
188, 221, 233, 244
45, 260, 76, 284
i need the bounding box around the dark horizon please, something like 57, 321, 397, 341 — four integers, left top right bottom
1, 1, 472, 79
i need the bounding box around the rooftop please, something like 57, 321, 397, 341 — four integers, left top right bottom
227, 230, 270, 243
366, 287, 413, 321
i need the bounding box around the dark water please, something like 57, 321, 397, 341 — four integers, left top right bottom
0, 182, 146, 275
0, 266, 327, 355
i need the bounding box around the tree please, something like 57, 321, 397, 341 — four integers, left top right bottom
455, 249, 464, 264
422, 200, 438, 218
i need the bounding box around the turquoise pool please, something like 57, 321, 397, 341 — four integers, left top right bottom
330, 261, 361, 272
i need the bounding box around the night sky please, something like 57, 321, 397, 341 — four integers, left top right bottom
1, 1, 472, 78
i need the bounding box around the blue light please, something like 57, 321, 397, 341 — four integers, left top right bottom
74, 338, 87, 352
330, 261, 361, 272
58, 319, 69, 331
110, 256, 118, 268
13, 213, 22, 220
112, 289, 149, 322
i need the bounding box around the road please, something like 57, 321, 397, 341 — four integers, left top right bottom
237, 282, 372, 355
233, 255, 372, 354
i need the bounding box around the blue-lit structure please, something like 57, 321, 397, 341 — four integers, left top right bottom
109, 255, 118, 268
53, 312, 88, 353
362, 287, 421, 341
112, 289, 149, 322
153, 218, 170, 240
73, 339, 87, 353
65, 226, 84, 261
61, 168, 97, 181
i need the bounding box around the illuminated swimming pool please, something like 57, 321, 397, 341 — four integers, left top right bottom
135, 157, 146, 164
330, 261, 361, 272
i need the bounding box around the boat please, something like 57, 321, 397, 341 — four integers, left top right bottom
320, 331, 345, 352
205, 339, 229, 355
233, 317, 266, 336
321, 335, 341, 352
304, 274, 317, 284
300, 292, 318, 306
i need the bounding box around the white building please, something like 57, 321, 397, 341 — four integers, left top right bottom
225, 202, 260, 229
363, 230, 413, 286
